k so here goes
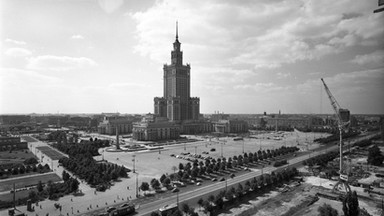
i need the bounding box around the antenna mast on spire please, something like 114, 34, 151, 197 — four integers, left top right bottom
176, 21, 179, 40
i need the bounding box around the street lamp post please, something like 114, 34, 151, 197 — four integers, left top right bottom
135, 173, 139, 198
221, 142, 223, 158
132, 155, 136, 173
176, 191, 179, 208
225, 178, 227, 192
242, 139, 245, 154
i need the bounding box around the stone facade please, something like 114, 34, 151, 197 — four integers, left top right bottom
213, 120, 249, 133
98, 116, 133, 135
132, 115, 180, 141
154, 23, 199, 122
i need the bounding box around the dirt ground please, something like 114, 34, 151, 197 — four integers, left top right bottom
212, 176, 382, 216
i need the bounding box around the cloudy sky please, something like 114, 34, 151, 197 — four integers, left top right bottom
1, 0, 383, 115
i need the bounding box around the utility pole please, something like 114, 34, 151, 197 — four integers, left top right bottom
13, 183, 16, 210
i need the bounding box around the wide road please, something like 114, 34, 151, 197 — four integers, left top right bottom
136, 132, 379, 216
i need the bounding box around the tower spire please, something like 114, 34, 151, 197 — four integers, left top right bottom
176, 21, 179, 40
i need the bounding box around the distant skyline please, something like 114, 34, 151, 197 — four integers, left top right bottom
1, 0, 383, 115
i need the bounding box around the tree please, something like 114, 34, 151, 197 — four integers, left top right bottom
160, 174, 166, 183
172, 166, 178, 175
197, 198, 204, 209
37, 180, 44, 192
62, 170, 70, 182
28, 190, 39, 202
24, 157, 38, 165
140, 182, 150, 193
342, 191, 359, 216
150, 178, 160, 189
214, 194, 224, 210
150, 212, 160, 216
163, 177, 171, 187
318, 203, 338, 216
225, 189, 234, 201
179, 163, 184, 170
367, 145, 384, 166
181, 203, 190, 214
70, 178, 79, 192
236, 183, 244, 197
208, 194, 215, 203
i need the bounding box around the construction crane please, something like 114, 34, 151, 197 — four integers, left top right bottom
321, 78, 351, 193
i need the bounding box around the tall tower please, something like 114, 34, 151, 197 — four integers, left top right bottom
154, 22, 199, 122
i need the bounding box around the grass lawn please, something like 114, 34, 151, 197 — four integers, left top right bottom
0, 173, 61, 192
0, 188, 36, 202
0, 150, 36, 163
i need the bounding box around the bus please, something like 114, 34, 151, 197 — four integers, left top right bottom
158, 204, 178, 216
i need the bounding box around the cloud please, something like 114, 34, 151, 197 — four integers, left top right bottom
27, 55, 97, 71
130, 0, 383, 71
4, 48, 32, 57
0, 67, 62, 86
5, 38, 26, 45
351, 50, 384, 66
98, 0, 124, 13
234, 82, 288, 93
71, 35, 84, 39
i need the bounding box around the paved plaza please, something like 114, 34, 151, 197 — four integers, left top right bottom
1, 131, 327, 216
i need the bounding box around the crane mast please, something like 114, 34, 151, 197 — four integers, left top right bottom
320, 78, 351, 193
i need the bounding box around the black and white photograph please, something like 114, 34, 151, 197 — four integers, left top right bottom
0, 0, 383, 216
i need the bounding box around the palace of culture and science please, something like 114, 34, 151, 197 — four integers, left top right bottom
132, 24, 213, 141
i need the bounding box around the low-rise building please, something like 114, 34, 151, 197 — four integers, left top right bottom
132, 114, 180, 141
213, 119, 248, 133
98, 116, 134, 135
